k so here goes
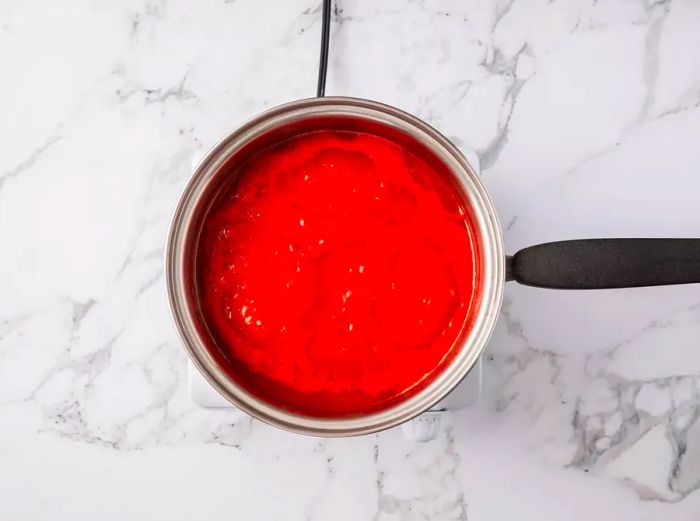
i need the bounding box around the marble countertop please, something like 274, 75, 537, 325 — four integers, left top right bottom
2, 0, 700, 519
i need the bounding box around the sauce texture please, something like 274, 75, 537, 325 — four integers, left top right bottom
197, 129, 480, 416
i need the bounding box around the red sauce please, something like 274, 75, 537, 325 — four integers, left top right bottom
197, 129, 480, 417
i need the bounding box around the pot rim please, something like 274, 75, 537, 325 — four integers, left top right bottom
165, 96, 505, 436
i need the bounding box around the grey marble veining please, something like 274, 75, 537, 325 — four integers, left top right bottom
1, 0, 700, 519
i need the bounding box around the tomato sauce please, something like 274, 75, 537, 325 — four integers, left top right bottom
197, 129, 480, 417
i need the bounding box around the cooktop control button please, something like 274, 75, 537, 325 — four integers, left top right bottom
401, 411, 443, 442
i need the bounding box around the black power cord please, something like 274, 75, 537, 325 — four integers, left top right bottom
316, 0, 332, 97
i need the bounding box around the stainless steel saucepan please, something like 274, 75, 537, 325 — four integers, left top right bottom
166, 96, 700, 437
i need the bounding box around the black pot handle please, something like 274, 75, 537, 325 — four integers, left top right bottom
506, 239, 700, 289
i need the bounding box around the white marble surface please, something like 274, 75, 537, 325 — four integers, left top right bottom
2, 0, 700, 519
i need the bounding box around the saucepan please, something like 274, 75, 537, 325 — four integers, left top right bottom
165, 95, 700, 437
